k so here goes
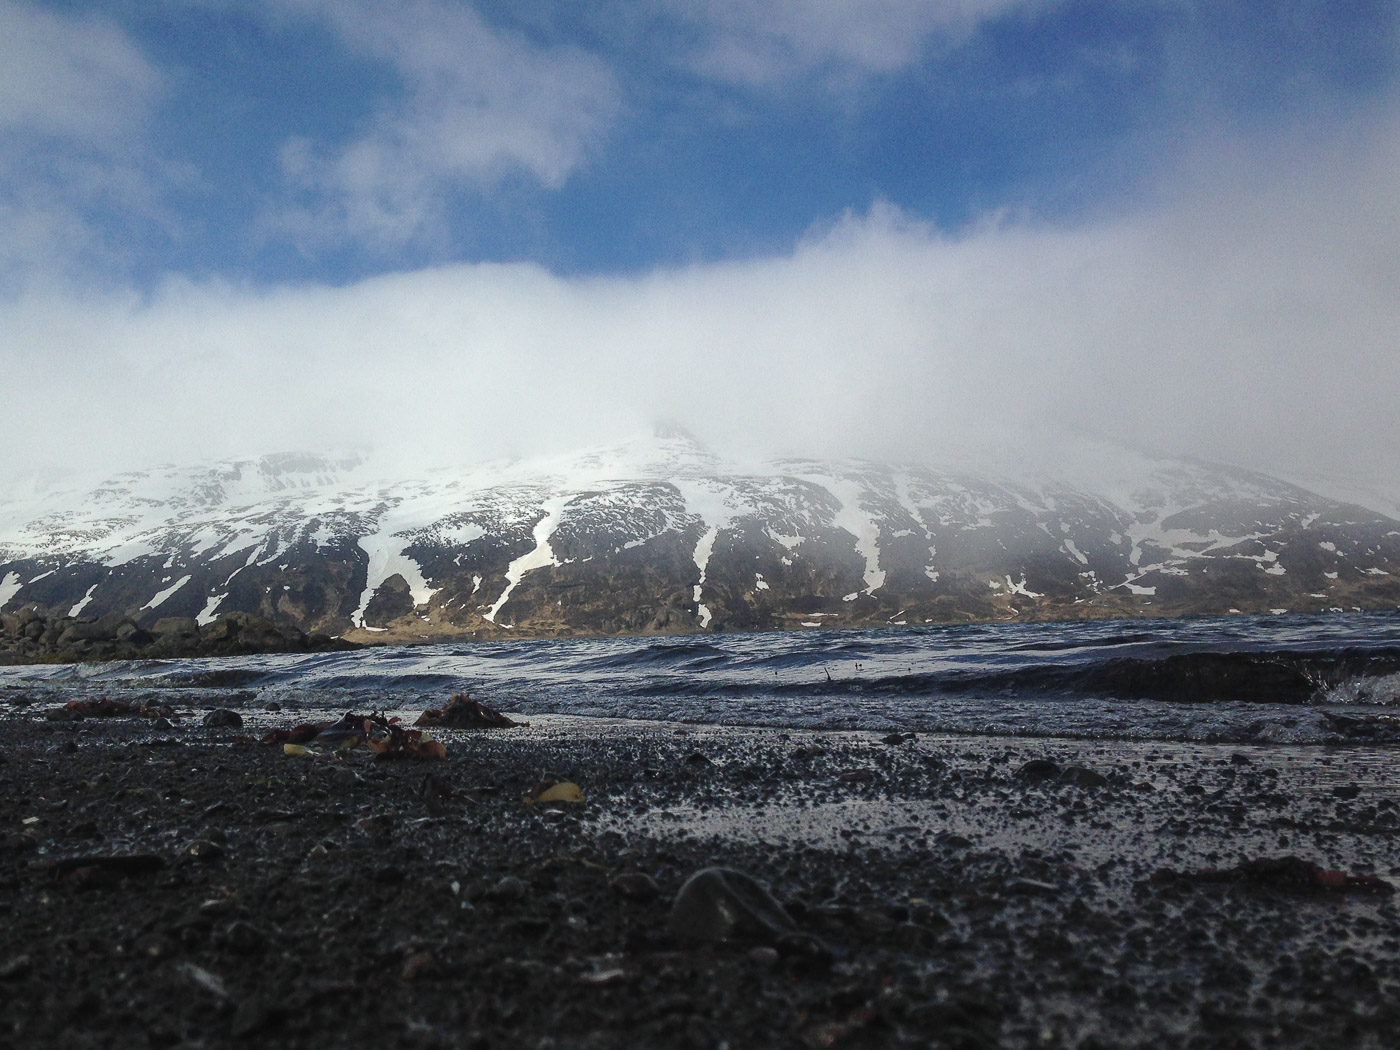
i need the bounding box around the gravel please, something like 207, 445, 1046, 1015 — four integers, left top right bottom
2, 697, 1399, 1049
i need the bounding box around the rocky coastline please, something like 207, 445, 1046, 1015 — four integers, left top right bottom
0, 606, 360, 666
1, 690, 1397, 1049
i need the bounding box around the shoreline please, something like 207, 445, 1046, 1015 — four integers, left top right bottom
3, 694, 1399, 1048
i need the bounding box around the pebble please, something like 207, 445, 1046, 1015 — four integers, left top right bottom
1016, 759, 1062, 782
218, 920, 268, 955
668, 867, 796, 942
490, 875, 528, 902
610, 872, 660, 901
183, 839, 225, 862
202, 709, 243, 729
1061, 766, 1108, 788
1004, 877, 1059, 897
0, 954, 32, 980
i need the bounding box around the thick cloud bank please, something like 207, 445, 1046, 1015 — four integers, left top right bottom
3, 113, 1398, 497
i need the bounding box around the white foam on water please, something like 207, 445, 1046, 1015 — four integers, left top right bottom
1321, 672, 1400, 706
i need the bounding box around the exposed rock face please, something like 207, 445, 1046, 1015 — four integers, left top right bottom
0, 606, 356, 664
1, 435, 1397, 656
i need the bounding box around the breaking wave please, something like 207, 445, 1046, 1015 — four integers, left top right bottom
1319, 671, 1400, 707
4, 611, 1400, 744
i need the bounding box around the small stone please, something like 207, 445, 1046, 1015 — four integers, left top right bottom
0, 954, 32, 980
184, 839, 225, 862
218, 920, 268, 955
578, 967, 627, 986
1005, 877, 1059, 897
892, 922, 940, 951
1, 833, 37, 853
853, 907, 897, 935
1015, 759, 1062, 782
400, 951, 434, 981
668, 867, 796, 943
177, 961, 233, 1002
135, 934, 175, 960
1061, 765, 1108, 788
610, 872, 660, 902
489, 875, 527, 902
774, 931, 834, 970
202, 709, 243, 729
230, 1000, 275, 1038
747, 946, 780, 966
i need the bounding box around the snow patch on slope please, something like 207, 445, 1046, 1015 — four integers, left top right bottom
69, 584, 99, 618
483, 496, 571, 625
804, 474, 885, 595
197, 594, 226, 626
673, 479, 744, 627
353, 529, 440, 628
0, 572, 22, 611
691, 526, 720, 628
142, 575, 192, 610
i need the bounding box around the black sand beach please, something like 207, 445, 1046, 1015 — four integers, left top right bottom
2, 689, 1398, 1049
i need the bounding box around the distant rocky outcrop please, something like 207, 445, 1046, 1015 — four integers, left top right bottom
0, 605, 358, 665
1, 433, 1397, 662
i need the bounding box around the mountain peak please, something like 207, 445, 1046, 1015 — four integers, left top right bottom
1, 442, 1397, 649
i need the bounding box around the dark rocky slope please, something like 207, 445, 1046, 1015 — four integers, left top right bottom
2, 434, 1397, 657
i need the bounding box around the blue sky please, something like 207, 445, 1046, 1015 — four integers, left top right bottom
2, 1, 1399, 491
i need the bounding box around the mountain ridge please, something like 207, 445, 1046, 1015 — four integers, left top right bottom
2, 432, 1397, 654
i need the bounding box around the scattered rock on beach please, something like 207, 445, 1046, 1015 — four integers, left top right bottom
202, 708, 243, 729
1015, 759, 1062, 782
1150, 856, 1395, 895
1014, 758, 1107, 787
0, 954, 33, 981
415, 693, 519, 728
488, 875, 528, 903
1061, 765, 1108, 788
668, 867, 797, 943
610, 872, 660, 901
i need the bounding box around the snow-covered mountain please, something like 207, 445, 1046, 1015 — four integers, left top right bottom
2, 429, 1398, 646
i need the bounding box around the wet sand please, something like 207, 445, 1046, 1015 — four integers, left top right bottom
2, 691, 1398, 1049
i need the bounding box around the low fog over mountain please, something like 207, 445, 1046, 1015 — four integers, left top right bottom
2, 429, 1396, 658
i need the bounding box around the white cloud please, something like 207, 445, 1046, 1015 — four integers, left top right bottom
271, 0, 621, 248
2, 110, 1398, 499
0, 1, 164, 288
672, 0, 1049, 84
0, 0, 160, 142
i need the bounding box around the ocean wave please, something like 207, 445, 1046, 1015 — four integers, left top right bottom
1319, 671, 1400, 707
5, 610, 1400, 743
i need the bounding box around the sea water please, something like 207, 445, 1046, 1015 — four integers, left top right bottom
3, 611, 1399, 745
